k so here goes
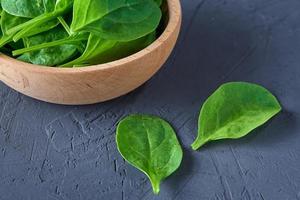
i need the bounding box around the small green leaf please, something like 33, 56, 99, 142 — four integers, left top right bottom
191, 82, 282, 150
116, 115, 183, 194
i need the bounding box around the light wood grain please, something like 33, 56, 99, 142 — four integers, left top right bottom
0, 0, 182, 105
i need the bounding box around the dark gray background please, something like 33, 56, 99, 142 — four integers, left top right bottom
1, 0, 300, 199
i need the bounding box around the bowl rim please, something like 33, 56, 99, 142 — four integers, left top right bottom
1, 0, 182, 74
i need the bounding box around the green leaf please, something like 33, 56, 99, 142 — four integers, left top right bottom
0, 11, 59, 49
18, 26, 78, 66
0, 11, 28, 47
154, 0, 162, 6
1, 0, 56, 18
116, 115, 183, 194
12, 32, 88, 56
71, 0, 161, 41
191, 82, 282, 150
61, 32, 156, 67
12, 19, 59, 42
6, 0, 73, 36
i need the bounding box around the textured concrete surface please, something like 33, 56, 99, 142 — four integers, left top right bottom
1, 0, 300, 199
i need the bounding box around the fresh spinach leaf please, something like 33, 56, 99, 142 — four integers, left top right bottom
154, 0, 162, 6
71, 0, 161, 41
60, 34, 115, 67
0, 9, 59, 46
0, 11, 28, 47
62, 32, 156, 67
12, 32, 88, 56
1, 0, 56, 18
191, 82, 282, 150
116, 115, 183, 194
18, 26, 78, 66
84, 32, 156, 65
6, 0, 73, 35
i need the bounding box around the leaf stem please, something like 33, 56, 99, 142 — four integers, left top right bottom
0, 37, 12, 48
12, 35, 88, 56
191, 138, 208, 150
149, 177, 160, 195
12, 20, 60, 42
57, 16, 71, 35
7, 13, 56, 35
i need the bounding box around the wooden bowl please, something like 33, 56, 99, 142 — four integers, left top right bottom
0, 0, 182, 105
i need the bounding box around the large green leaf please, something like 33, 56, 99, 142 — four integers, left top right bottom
61, 32, 156, 67
191, 82, 282, 150
18, 26, 77, 66
116, 115, 183, 194
1, 0, 56, 18
71, 0, 161, 41
154, 0, 162, 6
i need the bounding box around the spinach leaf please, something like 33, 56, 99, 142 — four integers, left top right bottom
0, 9, 59, 46
12, 19, 59, 42
1, 0, 56, 18
116, 115, 183, 194
60, 34, 115, 67
62, 32, 156, 67
6, 0, 73, 36
154, 0, 162, 6
191, 82, 282, 150
18, 26, 78, 66
0, 11, 28, 47
12, 32, 88, 56
71, 0, 161, 41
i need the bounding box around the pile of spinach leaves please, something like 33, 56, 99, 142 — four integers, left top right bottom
0, 0, 163, 67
